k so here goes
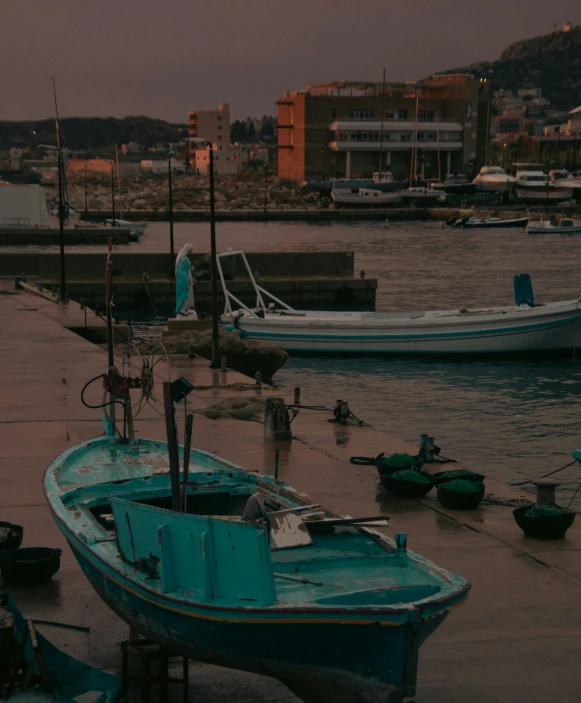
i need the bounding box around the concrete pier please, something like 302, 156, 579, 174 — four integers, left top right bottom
0, 251, 377, 312
2, 284, 581, 702
0, 227, 130, 246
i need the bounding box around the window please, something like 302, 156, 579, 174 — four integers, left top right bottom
398, 109, 408, 119
350, 109, 375, 119
331, 108, 337, 119
400, 133, 411, 141
217, 115, 222, 121
385, 111, 395, 120
418, 110, 434, 122
418, 131, 437, 141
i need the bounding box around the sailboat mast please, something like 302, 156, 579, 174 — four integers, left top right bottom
378, 69, 386, 178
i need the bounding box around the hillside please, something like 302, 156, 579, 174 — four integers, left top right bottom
0, 116, 187, 151
444, 26, 581, 112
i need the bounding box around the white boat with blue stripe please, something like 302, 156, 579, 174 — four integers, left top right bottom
219, 252, 581, 356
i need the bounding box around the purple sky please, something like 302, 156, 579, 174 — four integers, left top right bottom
2, 0, 581, 122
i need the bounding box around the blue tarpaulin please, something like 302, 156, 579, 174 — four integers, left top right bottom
514, 274, 534, 307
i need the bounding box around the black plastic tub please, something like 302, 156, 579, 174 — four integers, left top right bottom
513, 506, 576, 540
0, 548, 62, 584
432, 469, 484, 486
382, 470, 435, 498
437, 481, 485, 510
0, 522, 24, 551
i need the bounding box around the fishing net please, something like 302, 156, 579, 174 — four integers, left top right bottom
524, 504, 569, 519
377, 453, 419, 470
389, 469, 433, 484
434, 469, 484, 484
440, 479, 483, 494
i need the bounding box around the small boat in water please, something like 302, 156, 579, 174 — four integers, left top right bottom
331, 187, 402, 207
104, 218, 147, 242
527, 217, 581, 234
447, 215, 529, 229
303, 172, 405, 195
220, 251, 581, 356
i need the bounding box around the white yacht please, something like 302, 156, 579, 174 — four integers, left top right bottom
515, 171, 573, 204
331, 187, 402, 207
473, 166, 516, 191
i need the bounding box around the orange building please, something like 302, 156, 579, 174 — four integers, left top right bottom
277, 75, 490, 183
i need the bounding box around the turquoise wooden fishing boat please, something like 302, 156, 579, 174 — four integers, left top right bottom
44, 433, 470, 703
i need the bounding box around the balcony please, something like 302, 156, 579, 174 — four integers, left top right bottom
329, 119, 462, 132
329, 140, 463, 151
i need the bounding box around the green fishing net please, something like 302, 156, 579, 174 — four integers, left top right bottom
377, 453, 418, 470
435, 469, 484, 483
389, 469, 433, 484
440, 479, 483, 494
524, 504, 568, 519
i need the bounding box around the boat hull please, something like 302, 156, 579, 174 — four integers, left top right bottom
225, 304, 581, 355
448, 217, 528, 229
516, 187, 573, 203
66, 535, 447, 703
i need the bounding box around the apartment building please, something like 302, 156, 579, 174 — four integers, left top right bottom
277, 75, 490, 183
187, 103, 230, 147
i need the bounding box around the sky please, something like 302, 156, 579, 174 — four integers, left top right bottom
2, 0, 581, 123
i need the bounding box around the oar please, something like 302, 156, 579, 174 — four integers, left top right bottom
273, 572, 324, 587
305, 516, 389, 528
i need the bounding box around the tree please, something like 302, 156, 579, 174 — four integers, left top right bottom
246, 118, 256, 142
230, 120, 247, 142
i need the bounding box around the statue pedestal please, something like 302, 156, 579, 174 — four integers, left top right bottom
163, 317, 213, 337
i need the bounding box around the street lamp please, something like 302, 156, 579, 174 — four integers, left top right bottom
183, 137, 220, 369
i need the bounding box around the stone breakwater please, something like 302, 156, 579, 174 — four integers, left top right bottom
49, 172, 319, 212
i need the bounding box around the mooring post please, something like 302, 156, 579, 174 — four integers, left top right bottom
221, 356, 228, 372
340, 400, 350, 424
532, 478, 561, 505
264, 398, 292, 442
294, 387, 301, 404
425, 436, 435, 462
255, 371, 262, 389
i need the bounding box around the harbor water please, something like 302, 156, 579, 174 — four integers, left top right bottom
18, 219, 581, 505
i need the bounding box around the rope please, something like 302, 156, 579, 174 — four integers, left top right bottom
567, 479, 581, 510
509, 459, 577, 486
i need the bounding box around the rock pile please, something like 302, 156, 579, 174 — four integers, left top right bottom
49, 172, 322, 212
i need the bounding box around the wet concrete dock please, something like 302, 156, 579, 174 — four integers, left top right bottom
2, 285, 581, 702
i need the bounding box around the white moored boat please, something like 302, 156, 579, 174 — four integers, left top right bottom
472, 166, 516, 191
219, 251, 581, 356
331, 187, 402, 207
515, 171, 573, 204
527, 218, 581, 234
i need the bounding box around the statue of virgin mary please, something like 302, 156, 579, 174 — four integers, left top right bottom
175, 243, 198, 319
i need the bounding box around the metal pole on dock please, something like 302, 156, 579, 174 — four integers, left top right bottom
110, 162, 116, 225
264, 164, 268, 213
209, 144, 220, 368
168, 151, 175, 278
163, 382, 182, 512
57, 148, 66, 302
84, 163, 88, 217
